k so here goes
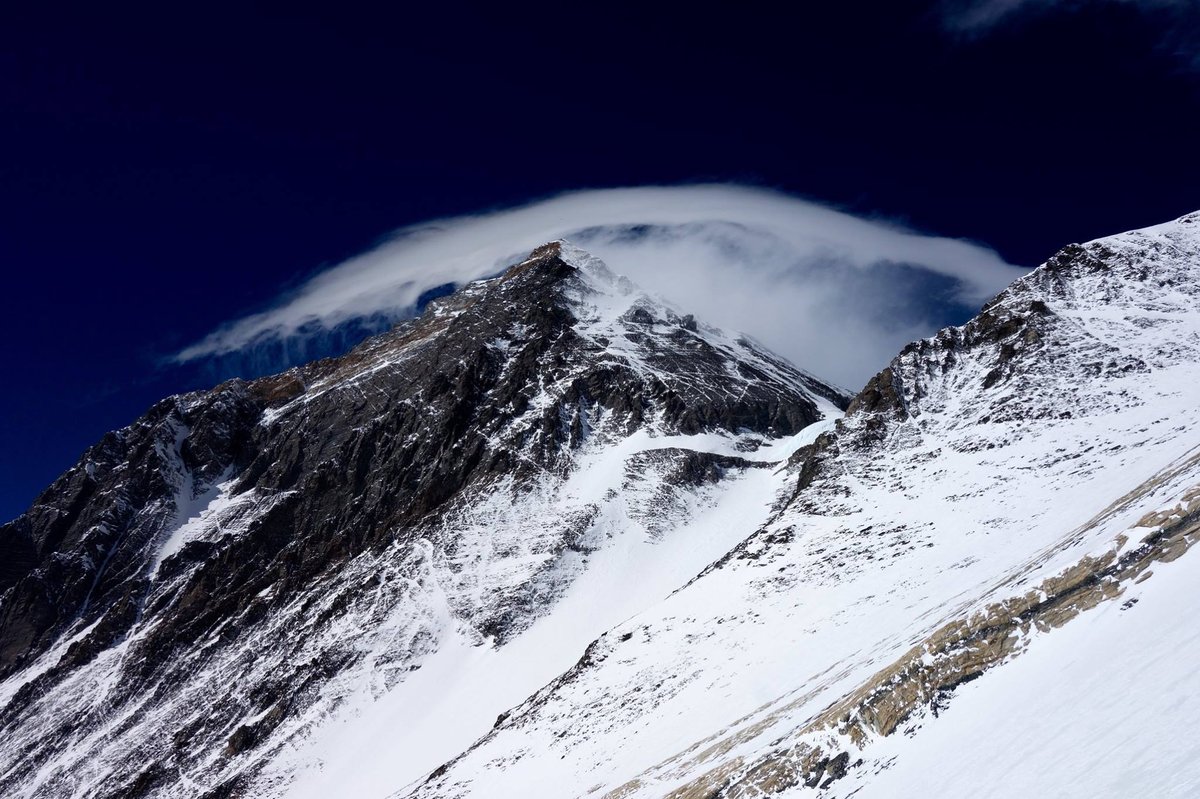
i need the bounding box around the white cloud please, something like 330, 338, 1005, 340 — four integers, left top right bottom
174, 185, 1027, 390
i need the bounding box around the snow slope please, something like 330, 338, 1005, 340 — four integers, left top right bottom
405, 211, 1200, 798
838, 541, 1200, 798
275, 432, 809, 799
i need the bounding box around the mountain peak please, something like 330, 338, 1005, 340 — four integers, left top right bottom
496, 239, 573, 283
0, 240, 850, 798
497, 239, 628, 299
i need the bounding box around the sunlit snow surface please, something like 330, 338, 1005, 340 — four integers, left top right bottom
834, 546, 1200, 798
274, 428, 820, 798
398, 215, 1200, 798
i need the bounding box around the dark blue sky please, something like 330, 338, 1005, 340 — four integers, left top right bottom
2, 2, 1199, 522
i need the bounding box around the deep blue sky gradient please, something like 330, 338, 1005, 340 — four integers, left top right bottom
2, 3, 1199, 521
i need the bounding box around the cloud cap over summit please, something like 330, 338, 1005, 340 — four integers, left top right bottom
175, 185, 1027, 388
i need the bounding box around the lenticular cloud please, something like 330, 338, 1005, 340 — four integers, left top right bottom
174, 185, 1027, 388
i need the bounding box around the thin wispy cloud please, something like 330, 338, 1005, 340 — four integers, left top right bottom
941, 0, 1041, 31
174, 185, 1028, 389
940, 0, 1197, 42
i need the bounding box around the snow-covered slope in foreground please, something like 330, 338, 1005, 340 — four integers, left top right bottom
408, 212, 1200, 798
843, 535, 1200, 799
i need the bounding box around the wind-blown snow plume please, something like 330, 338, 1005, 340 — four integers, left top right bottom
174, 185, 1026, 388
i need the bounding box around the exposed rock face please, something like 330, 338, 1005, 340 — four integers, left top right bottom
0, 242, 846, 798
0, 384, 261, 678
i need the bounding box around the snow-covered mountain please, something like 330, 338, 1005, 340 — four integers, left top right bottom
0, 241, 845, 797
2, 212, 1199, 798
